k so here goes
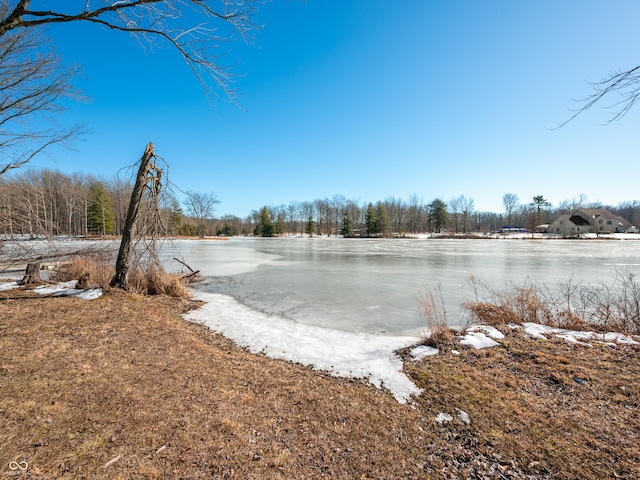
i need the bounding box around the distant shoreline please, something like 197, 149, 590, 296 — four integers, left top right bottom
4, 232, 640, 243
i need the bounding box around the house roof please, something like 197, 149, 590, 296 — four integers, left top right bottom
569, 215, 591, 226
574, 208, 632, 227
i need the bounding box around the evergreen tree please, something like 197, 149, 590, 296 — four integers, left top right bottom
87, 182, 115, 235
341, 211, 354, 237
531, 195, 551, 214
259, 206, 274, 237
364, 203, 378, 237
427, 199, 448, 233
306, 214, 315, 237
169, 197, 184, 235
275, 212, 286, 236
528, 195, 552, 236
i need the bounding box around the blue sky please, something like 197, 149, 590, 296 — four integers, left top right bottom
25, 0, 640, 217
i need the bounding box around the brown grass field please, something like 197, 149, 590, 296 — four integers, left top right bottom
1, 287, 639, 479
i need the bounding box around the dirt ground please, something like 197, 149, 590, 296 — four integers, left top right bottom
1, 288, 639, 479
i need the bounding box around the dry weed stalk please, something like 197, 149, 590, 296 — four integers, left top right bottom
417, 284, 456, 348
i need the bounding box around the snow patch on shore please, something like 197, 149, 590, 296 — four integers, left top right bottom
183, 292, 422, 404
0, 281, 19, 291
520, 322, 639, 345
459, 324, 505, 349
0, 280, 102, 300
410, 345, 439, 359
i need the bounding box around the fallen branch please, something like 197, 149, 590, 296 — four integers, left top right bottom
173, 257, 196, 273
1, 247, 114, 267
173, 257, 201, 280
181, 270, 201, 280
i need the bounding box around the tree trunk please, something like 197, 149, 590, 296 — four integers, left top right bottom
110, 142, 155, 289
21, 263, 41, 286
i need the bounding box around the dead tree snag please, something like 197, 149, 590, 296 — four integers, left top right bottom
110, 142, 158, 290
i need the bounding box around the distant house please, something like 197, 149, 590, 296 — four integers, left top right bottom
548, 208, 633, 237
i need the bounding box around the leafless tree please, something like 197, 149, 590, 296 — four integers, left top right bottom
406, 193, 425, 234
449, 195, 462, 233
111, 142, 164, 289
502, 193, 519, 227
557, 194, 587, 214
184, 190, 219, 238
286, 201, 299, 235
0, 0, 259, 173
461, 195, 474, 233
0, 1, 258, 96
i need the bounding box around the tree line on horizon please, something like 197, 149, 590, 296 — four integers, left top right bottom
244, 193, 640, 238
2, 168, 640, 239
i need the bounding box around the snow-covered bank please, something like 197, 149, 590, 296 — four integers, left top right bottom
0, 280, 102, 300
183, 292, 422, 403
518, 322, 638, 346
33, 281, 103, 300
182, 292, 640, 404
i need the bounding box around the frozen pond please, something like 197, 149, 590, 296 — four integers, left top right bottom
168, 237, 640, 335
5, 235, 640, 402
4, 236, 639, 335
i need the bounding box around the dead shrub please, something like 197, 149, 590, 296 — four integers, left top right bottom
144, 267, 191, 298
464, 269, 640, 335
465, 283, 552, 327
511, 285, 554, 324
548, 310, 592, 332
126, 267, 191, 298
55, 254, 191, 298
464, 302, 520, 327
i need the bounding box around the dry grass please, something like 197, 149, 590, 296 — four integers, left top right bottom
417, 285, 458, 349
55, 253, 115, 289
406, 330, 640, 479
0, 291, 427, 479
54, 255, 190, 298
1, 290, 639, 479
465, 272, 640, 334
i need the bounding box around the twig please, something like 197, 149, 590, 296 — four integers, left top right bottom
101, 454, 122, 469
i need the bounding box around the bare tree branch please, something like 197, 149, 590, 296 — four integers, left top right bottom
0, 1, 260, 174
556, 64, 640, 128
0, 23, 84, 175
0, 125, 84, 176
0, 1, 260, 103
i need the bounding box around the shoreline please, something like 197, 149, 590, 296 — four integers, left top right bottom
4, 231, 640, 242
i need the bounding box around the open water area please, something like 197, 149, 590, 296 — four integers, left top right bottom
168, 237, 640, 335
